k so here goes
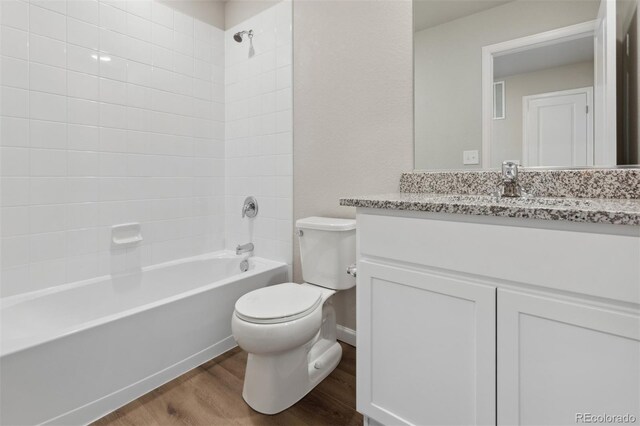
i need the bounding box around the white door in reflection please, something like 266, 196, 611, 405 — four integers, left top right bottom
522, 87, 593, 167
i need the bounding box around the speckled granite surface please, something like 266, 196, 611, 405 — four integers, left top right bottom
400, 169, 640, 199
340, 193, 640, 226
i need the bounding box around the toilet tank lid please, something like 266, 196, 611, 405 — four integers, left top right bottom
296, 216, 356, 231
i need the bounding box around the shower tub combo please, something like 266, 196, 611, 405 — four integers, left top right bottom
0, 252, 287, 425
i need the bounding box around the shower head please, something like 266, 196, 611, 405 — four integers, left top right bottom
233, 30, 253, 43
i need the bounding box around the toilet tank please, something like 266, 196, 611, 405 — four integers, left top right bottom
296, 217, 356, 290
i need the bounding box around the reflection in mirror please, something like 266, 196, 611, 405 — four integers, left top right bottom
413, 0, 640, 170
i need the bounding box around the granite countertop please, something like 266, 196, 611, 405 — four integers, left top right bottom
340, 193, 640, 226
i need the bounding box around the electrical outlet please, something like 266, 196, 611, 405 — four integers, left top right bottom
463, 150, 479, 165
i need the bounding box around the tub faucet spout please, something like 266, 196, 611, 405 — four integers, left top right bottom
236, 242, 254, 255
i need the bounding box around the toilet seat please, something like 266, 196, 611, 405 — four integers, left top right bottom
235, 283, 323, 324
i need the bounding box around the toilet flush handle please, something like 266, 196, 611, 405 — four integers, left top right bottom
346, 264, 357, 278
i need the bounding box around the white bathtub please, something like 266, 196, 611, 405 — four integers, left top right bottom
0, 252, 288, 425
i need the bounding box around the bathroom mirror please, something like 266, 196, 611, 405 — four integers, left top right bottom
413, 0, 640, 170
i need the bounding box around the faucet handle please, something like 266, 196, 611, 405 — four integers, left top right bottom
502, 161, 519, 181
242, 196, 258, 218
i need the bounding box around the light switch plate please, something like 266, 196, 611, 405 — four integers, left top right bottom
463, 150, 479, 165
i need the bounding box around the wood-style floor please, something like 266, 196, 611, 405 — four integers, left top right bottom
93, 342, 361, 426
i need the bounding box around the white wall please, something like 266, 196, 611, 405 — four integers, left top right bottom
492, 61, 595, 167
225, 0, 279, 30
292, 0, 414, 330
224, 1, 293, 269
0, 0, 225, 296
414, 0, 600, 170
158, 0, 225, 29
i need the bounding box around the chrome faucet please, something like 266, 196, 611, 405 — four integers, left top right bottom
236, 242, 254, 255
494, 161, 529, 199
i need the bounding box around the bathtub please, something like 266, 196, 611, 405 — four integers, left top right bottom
0, 252, 288, 425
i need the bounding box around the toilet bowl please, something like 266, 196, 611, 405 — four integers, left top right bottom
231, 217, 356, 415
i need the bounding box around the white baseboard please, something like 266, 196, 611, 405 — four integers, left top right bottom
336, 324, 356, 347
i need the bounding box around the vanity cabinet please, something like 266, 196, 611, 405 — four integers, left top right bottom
357, 260, 496, 425
356, 210, 640, 426
498, 289, 640, 426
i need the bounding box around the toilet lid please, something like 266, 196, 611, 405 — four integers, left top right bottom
235, 283, 323, 324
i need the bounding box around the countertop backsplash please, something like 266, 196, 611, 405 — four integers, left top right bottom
400, 168, 640, 199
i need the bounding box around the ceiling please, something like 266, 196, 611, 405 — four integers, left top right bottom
493, 35, 594, 78
414, 0, 514, 32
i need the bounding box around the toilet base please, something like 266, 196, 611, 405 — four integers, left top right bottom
242, 339, 342, 415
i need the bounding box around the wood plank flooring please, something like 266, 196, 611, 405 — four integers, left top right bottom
93, 342, 361, 426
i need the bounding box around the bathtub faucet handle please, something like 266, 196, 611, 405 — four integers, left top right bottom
242, 196, 259, 218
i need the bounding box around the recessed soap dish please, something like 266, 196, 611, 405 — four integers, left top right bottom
112, 223, 143, 247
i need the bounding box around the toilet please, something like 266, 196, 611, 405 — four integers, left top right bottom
231, 216, 356, 415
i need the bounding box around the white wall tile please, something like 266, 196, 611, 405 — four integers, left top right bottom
67, 0, 99, 25
224, 1, 292, 266
68, 151, 99, 176
1, 147, 29, 177
99, 78, 127, 105
30, 204, 68, 234
1, 206, 30, 237
173, 12, 193, 36
68, 18, 99, 49
66, 202, 99, 229
99, 28, 127, 57
66, 228, 98, 256
126, 12, 152, 42
31, 120, 67, 149
29, 258, 67, 292
66, 253, 99, 282
2, 236, 30, 268
67, 44, 99, 75
99, 3, 127, 34
1, 1, 29, 31
66, 177, 99, 203
0, 0, 291, 297
68, 71, 100, 100
68, 98, 99, 126
31, 149, 67, 176
30, 63, 67, 95
1, 117, 29, 147
1, 177, 29, 207
100, 127, 127, 152
31, 0, 66, 15
30, 4, 67, 41
99, 102, 127, 128
29, 33, 66, 67
68, 124, 99, 151
1, 56, 29, 89
30, 231, 67, 262
102, 0, 127, 11
151, 1, 173, 28
151, 22, 173, 49
1, 26, 28, 59
99, 55, 127, 81
127, 37, 153, 64
127, 0, 152, 20
2, 87, 29, 118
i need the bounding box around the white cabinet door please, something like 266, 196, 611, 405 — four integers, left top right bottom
498, 289, 640, 426
357, 260, 496, 426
